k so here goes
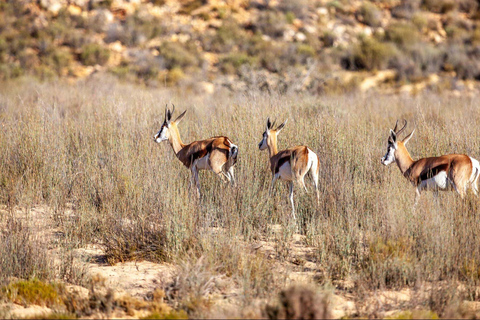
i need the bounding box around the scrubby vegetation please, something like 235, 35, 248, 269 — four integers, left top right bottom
1, 78, 480, 317
3, 0, 480, 92
3, 0, 480, 318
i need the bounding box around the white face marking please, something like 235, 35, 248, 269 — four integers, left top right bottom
381, 144, 396, 166
258, 132, 268, 150
154, 124, 169, 143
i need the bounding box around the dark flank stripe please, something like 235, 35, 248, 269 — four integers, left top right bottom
275, 155, 290, 174
418, 164, 449, 184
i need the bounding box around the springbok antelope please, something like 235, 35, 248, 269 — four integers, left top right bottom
381, 120, 480, 204
153, 105, 238, 198
258, 118, 320, 219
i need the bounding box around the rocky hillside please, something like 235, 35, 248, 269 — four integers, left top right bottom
2, 0, 480, 94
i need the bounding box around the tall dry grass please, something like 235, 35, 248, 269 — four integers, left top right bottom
1, 76, 480, 315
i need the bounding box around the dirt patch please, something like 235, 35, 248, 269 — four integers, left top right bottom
76, 245, 177, 299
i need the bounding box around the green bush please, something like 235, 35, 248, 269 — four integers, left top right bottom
205, 20, 248, 53
2, 279, 63, 307
46, 48, 74, 74
105, 14, 164, 46
386, 22, 421, 48
0, 62, 23, 80
412, 12, 428, 30
80, 43, 111, 66
219, 52, 256, 74
343, 36, 396, 71
458, 0, 478, 14
357, 2, 383, 27
443, 45, 480, 79
391, 43, 444, 82
422, 0, 457, 13
255, 11, 287, 39
445, 25, 470, 43
158, 41, 202, 70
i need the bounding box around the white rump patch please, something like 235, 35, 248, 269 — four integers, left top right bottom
469, 157, 480, 182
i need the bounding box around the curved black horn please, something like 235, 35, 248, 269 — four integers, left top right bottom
165, 104, 168, 121
393, 120, 399, 132
396, 119, 408, 136
171, 104, 176, 117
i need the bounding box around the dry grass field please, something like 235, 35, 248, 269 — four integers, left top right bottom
1, 76, 480, 318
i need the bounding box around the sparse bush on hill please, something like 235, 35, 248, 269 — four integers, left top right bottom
205, 19, 248, 53
357, 2, 383, 28
255, 10, 287, 39
391, 42, 444, 82
3, 0, 480, 89
443, 44, 480, 79
342, 36, 396, 71
219, 52, 256, 74
391, 0, 421, 19
80, 43, 111, 66
422, 0, 457, 14
158, 41, 203, 70
108, 13, 164, 47
385, 21, 421, 48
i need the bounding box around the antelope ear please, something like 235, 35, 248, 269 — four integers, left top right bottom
164, 104, 169, 122
266, 117, 272, 130
389, 129, 397, 144
173, 110, 187, 124
402, 129, 415, 145
276, 119, 287, 133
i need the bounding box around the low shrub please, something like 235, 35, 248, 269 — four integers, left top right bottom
2, 279, 63, 307
205, 20, 248, 53
422, 0, 457, 13
357, 2, 383, 28
385, 22, 421, 48
266, 285, 331, 319
158, 41, 202, 70
342, 36, 397, 71
0, 218, 52, 283
391, 43, 444, 82
255, 11, 287, 39
359, 237, 417, 289
391, 0, 421, 19
80, 43, 111, 66
219, 52, 256, 74
443, 44, 480, 79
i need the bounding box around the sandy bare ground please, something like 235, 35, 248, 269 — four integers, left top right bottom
2, 205, 480, 319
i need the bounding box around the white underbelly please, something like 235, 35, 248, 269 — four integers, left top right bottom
277, 161, 293, 181
194, 154, 210, 170
418, 171, 451, 191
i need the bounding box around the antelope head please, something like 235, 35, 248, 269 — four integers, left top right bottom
154, 104, 186, 143
381, 119, 415, 166
258, 117, 287, 150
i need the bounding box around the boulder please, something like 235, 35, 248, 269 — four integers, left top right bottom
39, 0, 67, 15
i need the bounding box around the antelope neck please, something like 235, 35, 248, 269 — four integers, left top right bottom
267, 135, 278, 158
395, 143, 414, 175
168, 124, 185, 155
